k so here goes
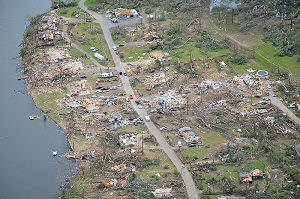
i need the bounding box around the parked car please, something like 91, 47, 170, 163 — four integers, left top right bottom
202, 157, 209, 160
110, 86, 118, 90
127, 63, 132, 65
96, 86, 103, 89
139, 117, 143, 121
115, 50, 119, 55
252, 103, 258, 106
123, 72, 127, 76
111, 18, 118, 23
135, 100, 140, 105
113, 46, 117, 51
178, 140, 182, 147
259, 100, 267, 105
188, 142, 196, 148
80, 75, 87, 78
75, 14, 80, 18
126, 97, 130, 102
118, 43, 125, 47
71, 93, 78, 97
160, 127, 167, 131
65, 20, 69, 25
119, 71, 123, 75
146, 88, 152, 91
129, 95, 133, 99
273, 93, 278, 97
254, 95, 261, 98
268, 108, 275, 112
288, 104, 296, 108
149, 69, 155, 73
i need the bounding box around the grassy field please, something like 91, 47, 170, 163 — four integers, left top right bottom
71, 22, 114, 67
57, 7, 85, 19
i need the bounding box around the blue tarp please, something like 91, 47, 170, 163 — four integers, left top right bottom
187, 132, 195, 136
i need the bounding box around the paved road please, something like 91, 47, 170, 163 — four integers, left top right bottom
268, 89, 300, 125
79, 1, 199, 198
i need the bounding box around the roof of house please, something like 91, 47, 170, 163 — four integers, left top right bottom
252, 169, 263, 176
239, 169, 252, 177
150, 51, 165, 58
154, 187, 172, 195
114, 8, 133, 16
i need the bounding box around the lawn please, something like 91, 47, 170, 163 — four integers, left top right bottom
84, 0, 98, 9
119, 45, 150, 62
71, 22, 114, 67
181, 130, 226, 161
138, 149, 175, 180
57, 7, 86, 19
255, 44, 300, 80
69, 47, 85, 58
170, 42, 230, 62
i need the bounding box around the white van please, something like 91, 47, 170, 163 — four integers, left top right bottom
178, 140, 182, 147
145, 116, 150, 122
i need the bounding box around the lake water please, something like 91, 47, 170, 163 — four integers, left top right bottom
0, 1, 73, 198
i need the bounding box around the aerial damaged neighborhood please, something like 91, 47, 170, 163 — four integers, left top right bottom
16, 0, 300, 198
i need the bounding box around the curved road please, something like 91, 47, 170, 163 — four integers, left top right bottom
78, 0, 199, 198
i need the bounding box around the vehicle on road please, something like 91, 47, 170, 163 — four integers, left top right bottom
115, 50, 119, 55
129, 95, 133, 99
119, 71, 123, 75
65, 20, 69, 25
113, 46, 117, 51
126, 97, 130, 102
145, 116, 150, 121
135, 100, 140, 105
123, 72, 127, 76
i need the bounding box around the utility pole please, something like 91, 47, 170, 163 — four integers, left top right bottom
186, 97, 189, 115
141, 135, 144, 154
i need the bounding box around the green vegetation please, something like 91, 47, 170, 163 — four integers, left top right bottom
56, 7, 85, 19
181, 131, 225, 161
119, 45, 150, 62
71, 22, 114, 66
69, 48, 85, 58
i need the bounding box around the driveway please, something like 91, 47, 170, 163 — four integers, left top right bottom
268, 89, 300, 125
78, 0, 199, 198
